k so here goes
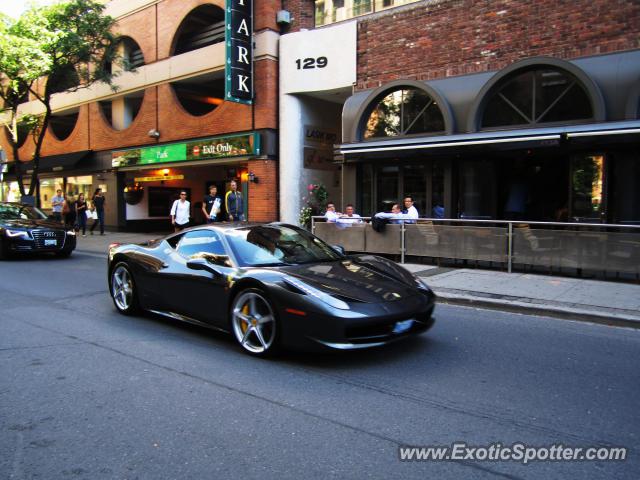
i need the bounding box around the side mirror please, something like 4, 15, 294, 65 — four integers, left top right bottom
331, 245, 345, 255
186, 257, 223, 276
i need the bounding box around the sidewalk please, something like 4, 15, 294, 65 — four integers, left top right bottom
75, 231, 640, 328
403, 264, 640, 328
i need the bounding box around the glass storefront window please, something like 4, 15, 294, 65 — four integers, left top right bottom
2, 181, 22, 203
376, 165, 399, 212
610, 152, 640, 224
571, 155, 604, 221
39, 178, 64, 210
459, 160, 495, 219
403, 164, 426, 214
67, 176, 94, 199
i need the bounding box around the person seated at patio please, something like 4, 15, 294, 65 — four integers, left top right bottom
324, 202, 341, 222
375, 202, 417, 224
336, 204, 363, 224
374, 204, 403, 224
431, 195, 445, 219
400, 196, 419, 223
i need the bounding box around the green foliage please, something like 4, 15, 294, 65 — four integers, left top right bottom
0, 0, 119, 197
299, 183, 329, 229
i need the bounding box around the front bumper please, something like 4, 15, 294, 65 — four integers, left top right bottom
6, 230, 76, 254
277, 289, 436, 351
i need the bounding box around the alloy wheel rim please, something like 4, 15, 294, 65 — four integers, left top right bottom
232, 292, 276, 353
112, 266, 133, 310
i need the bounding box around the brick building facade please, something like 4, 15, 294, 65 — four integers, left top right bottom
1, 0, 281, 230
278, 0, 640, 225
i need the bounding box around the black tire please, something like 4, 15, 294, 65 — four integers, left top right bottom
229, 288, 280, 358
109, 262, 140, 315
0, 239, 6, 260
56, 249, 73, 258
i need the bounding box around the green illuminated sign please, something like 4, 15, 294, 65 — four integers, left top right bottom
112, 133, 260, 168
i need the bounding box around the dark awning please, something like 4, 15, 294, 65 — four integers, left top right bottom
4, 151, 92, 179
336, 120, 640, 161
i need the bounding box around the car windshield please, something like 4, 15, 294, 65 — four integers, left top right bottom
224, 225, 343, 266
0, 204, 48, 221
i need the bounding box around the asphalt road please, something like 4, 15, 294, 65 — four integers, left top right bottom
1, 251, 639, 480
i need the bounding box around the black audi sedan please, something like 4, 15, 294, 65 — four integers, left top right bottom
108, 223, 435, 357
0, 202, 76, 259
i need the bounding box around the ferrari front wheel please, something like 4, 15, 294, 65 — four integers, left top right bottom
110, 262, 139, 315
231, 289, 279, 357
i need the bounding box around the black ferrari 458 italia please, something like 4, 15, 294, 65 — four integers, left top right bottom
0, 202, 76, 259
108, 223, 436, 356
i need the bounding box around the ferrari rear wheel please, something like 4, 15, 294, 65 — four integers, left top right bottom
231, 289, 279, 357
110, 263, 139, 315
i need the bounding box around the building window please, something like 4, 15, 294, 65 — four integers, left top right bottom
99, 91, 144, 131
315, 0, 421, 26
172, 4, 225, 56
363, 87, 445, 139
481, 67, 593, 129
171, 72, 225, 117
49, 108, 80, 141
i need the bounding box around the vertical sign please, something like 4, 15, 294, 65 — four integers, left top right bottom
226, 0, 253, 104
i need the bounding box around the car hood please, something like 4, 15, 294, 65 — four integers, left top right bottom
280, 260, 417, 303
1, 218, 66, 230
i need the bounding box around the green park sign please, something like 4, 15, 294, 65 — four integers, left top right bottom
112, 133, 260, 168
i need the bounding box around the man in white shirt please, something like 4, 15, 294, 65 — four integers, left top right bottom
336, 204, 363, 225
374, 198, 419, 224
401, 196, 419, 223
51, 189, 65, 222
324, 202, 340, 222
171, 191, 191, 232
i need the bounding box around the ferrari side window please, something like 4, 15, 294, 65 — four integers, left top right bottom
177, 230, 226, 258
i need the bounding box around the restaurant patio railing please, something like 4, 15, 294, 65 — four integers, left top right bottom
311, 217, 640, 278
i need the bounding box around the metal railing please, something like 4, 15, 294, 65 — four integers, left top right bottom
311, 216, 640, 277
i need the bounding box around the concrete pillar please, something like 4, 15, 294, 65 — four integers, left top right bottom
279, 94, 305, 224
111, 97, 133, 131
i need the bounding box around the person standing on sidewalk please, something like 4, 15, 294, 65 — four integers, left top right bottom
171, 191, 191, 232
75, 193, 88, 236
90, 188, 106, 235
225, 180, 244, 222
63, 194, 76, 230
51, 189, 65, 223
202, 185, 222, 223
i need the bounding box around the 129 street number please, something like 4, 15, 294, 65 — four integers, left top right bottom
295, 57, 328, 70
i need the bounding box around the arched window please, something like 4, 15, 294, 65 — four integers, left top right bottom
49, 108, 79, 141
99, 91, 144, 131
363, 87, 445, 139
171, 72, 225, 117
172, 4, 225, 56
45, 65, 80, 97
481, 67, 593, 129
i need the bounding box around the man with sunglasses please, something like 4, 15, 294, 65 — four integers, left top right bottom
170, 191, 191, 232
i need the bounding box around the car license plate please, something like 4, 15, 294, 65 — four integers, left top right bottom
393, 319, 414, 334
44, 239, 57, 246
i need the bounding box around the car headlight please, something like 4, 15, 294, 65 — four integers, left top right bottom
414, 275, 432, 292
283, 276, 350, 310
5, 229, 31, 239
66, 230, 76, 236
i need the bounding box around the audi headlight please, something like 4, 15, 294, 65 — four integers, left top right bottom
283, 276, 350, 310
5, 229, 31, 239
66, 230, 76, 236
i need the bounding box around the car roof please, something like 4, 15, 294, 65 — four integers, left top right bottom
165, 222, 298, 237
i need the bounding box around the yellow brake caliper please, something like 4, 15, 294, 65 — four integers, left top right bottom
240, 304, 250, 333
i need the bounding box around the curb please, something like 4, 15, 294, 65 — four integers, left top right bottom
434, 290, 640, 330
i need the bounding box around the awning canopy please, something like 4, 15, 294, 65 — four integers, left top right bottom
3, 151, 93, 179
336, 120, 640, 161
